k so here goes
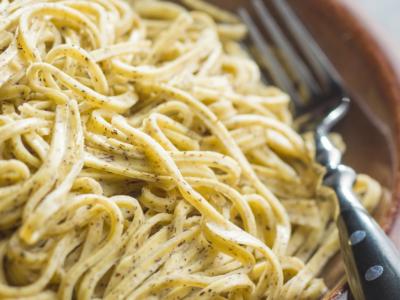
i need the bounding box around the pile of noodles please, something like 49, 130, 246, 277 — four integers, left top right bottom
0, 0, 381, 299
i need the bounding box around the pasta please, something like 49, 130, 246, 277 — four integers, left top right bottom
0, 0, 382, 299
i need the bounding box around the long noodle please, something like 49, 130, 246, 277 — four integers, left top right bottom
0, 0, 381, 299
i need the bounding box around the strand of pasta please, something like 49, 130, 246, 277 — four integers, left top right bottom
0, 0, 383, 299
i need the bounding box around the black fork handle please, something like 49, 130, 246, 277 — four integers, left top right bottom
325, 165, 400, 300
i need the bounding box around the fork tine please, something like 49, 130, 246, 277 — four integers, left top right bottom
238, 8, 303, 106
251, 0, 321, 102
270, 0, 341, 92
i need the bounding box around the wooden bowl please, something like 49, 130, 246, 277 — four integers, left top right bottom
208, 0, 400, 298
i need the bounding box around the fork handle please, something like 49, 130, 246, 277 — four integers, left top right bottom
325, 165, 400, 300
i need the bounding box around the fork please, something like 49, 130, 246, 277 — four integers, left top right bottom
238, 0, 400, 299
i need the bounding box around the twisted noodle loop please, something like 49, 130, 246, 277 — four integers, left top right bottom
0, 0, 381, 299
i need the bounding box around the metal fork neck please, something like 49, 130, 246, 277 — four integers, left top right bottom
314, 130, 364, 212
324, 164, 365, 212
315, 129, 341, 171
